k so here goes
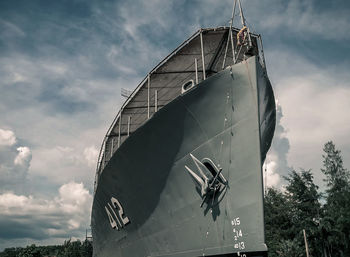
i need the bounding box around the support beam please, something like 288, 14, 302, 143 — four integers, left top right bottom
195, 58, 198, 84
200, 30, 206, 80
147, 73, 150, 119
118, 114, 121, 147
153, 70, 204, 75
110, 138, 114, 158
127, 116, 131, 136
155, 90, 158, 112
124, 104, 166, 110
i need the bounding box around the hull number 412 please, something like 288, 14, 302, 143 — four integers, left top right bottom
105, 197, 130, 230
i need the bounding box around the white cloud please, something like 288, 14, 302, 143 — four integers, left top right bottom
83, 146, 99, 168
267, 50, 350, 189
0, 129, 31, 191
263, 160, 281, 188
57, 182, 91, 215
0, 129, 16, 146
30, 145, 97, 187
14, 147, 32, 167
264, 101, 291, 188
277, 75, 350, 186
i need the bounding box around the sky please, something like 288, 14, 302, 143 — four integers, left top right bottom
0, 0, 350, 250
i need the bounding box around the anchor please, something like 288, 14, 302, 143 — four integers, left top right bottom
185, 154, 227, 207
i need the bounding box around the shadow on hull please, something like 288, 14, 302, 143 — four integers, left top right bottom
92, 56, 276, 257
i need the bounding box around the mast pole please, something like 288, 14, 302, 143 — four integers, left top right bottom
230, 0, 237, 62
237, 0, 252, 47
222, 0, 237, 69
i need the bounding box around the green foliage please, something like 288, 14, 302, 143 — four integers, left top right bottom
284, 169, 322, 256
264, 188, 293, 257
0, 240, 92, 257
265, 141, 350, 257
322, 141, 349, 193
321, 141, 350, 257
276, 238, 304, 257
265, 169, 321, 257
18, 245, 42, 257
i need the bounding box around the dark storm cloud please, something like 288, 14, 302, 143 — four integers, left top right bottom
0, 0, 92, 56
0, 217, 52, 240
0, 213, 84, 240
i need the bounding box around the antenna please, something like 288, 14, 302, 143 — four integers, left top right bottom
121, 88, 132, 98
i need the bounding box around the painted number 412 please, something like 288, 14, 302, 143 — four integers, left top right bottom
105, 197, 130, 230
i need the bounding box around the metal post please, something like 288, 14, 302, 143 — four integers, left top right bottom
194, 58, 198, 84
110, 138, 114, 158
230, 28, 236, 62
127, 116, 131, 136
222, 34, 230, 69
303, 229, 310, 257
264, 162, 267, 195
222, 0, 236, 69
230, 0, 237, 62
200, 29, 206, 80
147, 73, 150, 119
155, 90, 158, 112
118, 114, 121, 147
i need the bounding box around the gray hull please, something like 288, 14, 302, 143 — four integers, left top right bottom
91, 56, 276, 257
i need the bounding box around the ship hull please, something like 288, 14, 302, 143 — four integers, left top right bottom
92, 56, 276, 257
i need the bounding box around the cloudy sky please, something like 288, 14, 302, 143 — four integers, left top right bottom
1, 0, 350, 250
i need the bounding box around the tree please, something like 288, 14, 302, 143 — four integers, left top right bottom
57, 240, 82, 257
264, 188, 293, 257
276, 238, 304, 257
18, 245, 42, 257
265, 168, 322, 257
80, 239, 93, 257
321, 141, 350, 257
284, 169, 322, 257
322, 141, 349, 195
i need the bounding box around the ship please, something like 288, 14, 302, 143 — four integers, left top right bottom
91, 1, 276, 256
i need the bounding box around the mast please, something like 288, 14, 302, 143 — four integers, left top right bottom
222, 0, 237, 69
237, 0, 252, 47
